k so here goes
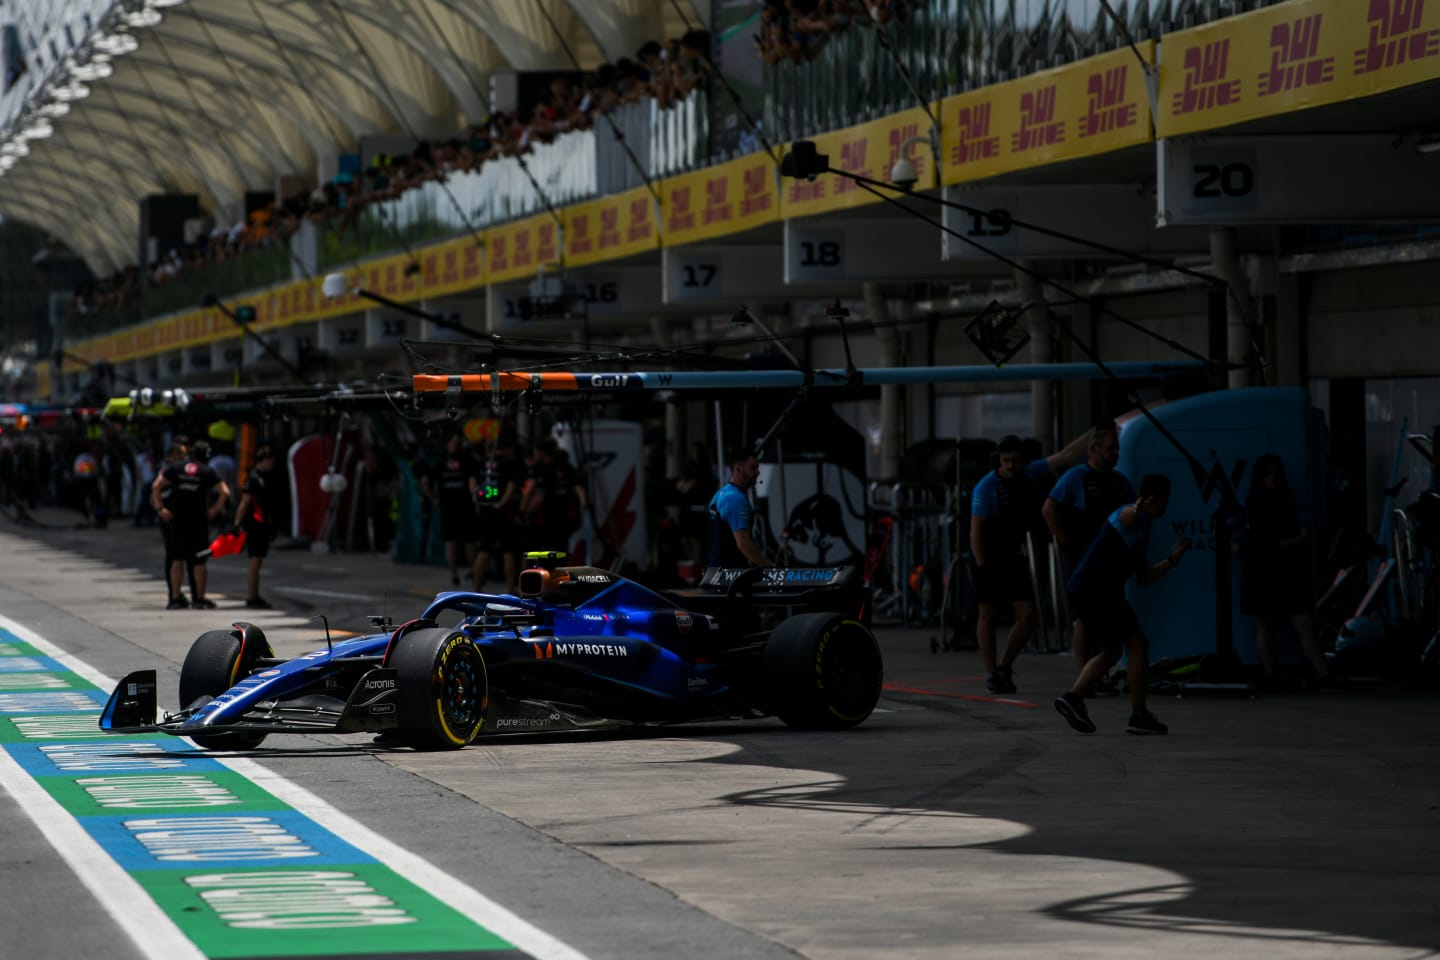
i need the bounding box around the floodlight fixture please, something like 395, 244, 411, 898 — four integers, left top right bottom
92, 33, 140, 57
122, 8, 164, 28
51, 82, 91, 102
69, 59, 114, 81
321, 272, 351, 299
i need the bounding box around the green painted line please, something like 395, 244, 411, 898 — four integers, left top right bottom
135, 864, 518, 958
0, 620, 586, 960
0, 668, 100, 692
40, 768, 289, 818
0, 712, 165, 743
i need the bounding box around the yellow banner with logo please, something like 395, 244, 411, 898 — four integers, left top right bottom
486, 213, 564, 285
940, 44, 1155, 185
1158, 0, 1440, 137
660, 152, 780, 247
782, 106, 938, 217
565, 186, 660, 268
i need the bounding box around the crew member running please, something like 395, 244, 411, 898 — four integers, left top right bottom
1054, 474, 1187, 736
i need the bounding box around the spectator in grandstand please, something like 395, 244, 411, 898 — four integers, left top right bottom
637, 40, 664, 82
71, 21, 730, 322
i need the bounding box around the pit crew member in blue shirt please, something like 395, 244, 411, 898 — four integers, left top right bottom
1042, 421, 1135, 679
1053, 474, 1187, 736
971, 431, 1091, 694
708, 446, 769, 568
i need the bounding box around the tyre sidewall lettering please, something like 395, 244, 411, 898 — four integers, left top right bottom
813, 626, 833, 692
434, 634, 484, 745
820, 620, 876, 723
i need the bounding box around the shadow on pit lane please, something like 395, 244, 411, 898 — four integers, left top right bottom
15, 508, 1437, 953
120, 722, 783, 762
638, 708, 1440, 954
81, 696, 1440, 951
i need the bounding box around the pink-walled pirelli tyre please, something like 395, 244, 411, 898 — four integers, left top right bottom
179, 628, 273, 750
390, 627, 488, 749
763, 613, 883, 730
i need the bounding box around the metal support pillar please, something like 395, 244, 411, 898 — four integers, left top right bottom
864, 282, 904, 481
651, 316, 685, 480
1209, 227, 1256, 388
1016, 267, 1054, 447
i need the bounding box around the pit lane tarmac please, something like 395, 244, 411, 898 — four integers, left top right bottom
1, 515, 1438, 960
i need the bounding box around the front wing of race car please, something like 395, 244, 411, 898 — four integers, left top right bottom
99, 667, 406, 737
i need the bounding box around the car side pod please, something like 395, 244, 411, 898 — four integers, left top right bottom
100, 669, 159, 733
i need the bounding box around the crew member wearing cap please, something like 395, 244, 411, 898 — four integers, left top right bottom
153, 440, 229, 609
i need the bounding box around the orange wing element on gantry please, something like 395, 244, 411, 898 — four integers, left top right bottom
412, 373, 582, 394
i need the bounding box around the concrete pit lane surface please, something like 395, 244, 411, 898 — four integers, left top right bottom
0, 511, 1437, 960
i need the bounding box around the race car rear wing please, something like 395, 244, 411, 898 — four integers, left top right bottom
698, 566, 858, 590
691, 565, 868, 623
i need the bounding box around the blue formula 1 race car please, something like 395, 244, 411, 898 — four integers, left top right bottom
99, 556, 884, 750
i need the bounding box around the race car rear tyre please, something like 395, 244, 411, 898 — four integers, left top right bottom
390, 628, 488, 749
764, 613, 883, 730
179, 628, 273, 750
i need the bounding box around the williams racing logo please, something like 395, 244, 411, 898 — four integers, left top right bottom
529, 640, 630, 659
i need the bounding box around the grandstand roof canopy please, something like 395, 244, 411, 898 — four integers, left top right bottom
0, 0, 710, 275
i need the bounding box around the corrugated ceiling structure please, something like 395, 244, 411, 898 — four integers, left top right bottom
0, 0, 709, 274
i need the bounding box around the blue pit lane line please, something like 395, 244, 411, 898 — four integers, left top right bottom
0, 612, 590, 960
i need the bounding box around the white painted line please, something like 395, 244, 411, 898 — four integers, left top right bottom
271, 586, 381, 602
0, 748, 206, 959
0, 615, 116, 692
0, 613, 204, 960
0, 611, 592, 960
228, 759, 593, 960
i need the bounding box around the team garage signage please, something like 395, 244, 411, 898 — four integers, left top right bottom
1156, 0, 1440, 137
1155, 0, 1440, 225
939, 44, 1156, 185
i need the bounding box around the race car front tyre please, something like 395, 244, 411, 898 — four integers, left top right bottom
390, 628, 488, 749
179, 628, 273, 750
763, 613, 883, 730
